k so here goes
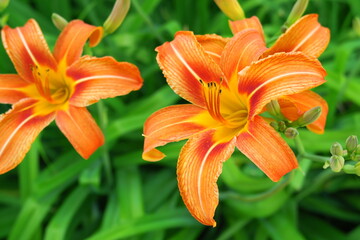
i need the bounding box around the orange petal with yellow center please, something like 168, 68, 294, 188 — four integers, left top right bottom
229, 16, 265, 40
68, 56, 143, 107
0, 74, 30, 104
278, 90, 328, 134
1, 19, 57, 83
143, 104, 219, 161
0, 99, 55, 174
238, 52, 326, 119
220, 29, 266, 87
53, 20, 103, 66
196, 34, 228, 65
55, 106, 104, 159
177, 129, 236, 226
236, 116, 298, 182
262, 14, 330, 59
156, 31, 226, 108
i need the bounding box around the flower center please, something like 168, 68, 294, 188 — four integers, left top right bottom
200, 79, 248, 129
31, 65, 72, 105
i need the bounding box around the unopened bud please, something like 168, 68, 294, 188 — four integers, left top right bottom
323, 161, 330, 169
346, 135, 358, 153
353, 17, 360, 37
214, 0, 245, 20
270, 121, 279, 131
343, 164, 356, 174
355, 162, 360, 176
0, 0, 9, 12
330, 142, 343, 156
267, 100, 283, 119
278, 121, 287, 132
103, 0, 130, 34
356, 145, 360, 154
329, 155, 345, 172
285, 127, 299, 139
284, 0, 309, 28
295, 106, 322, 127
52, 13, 68, 31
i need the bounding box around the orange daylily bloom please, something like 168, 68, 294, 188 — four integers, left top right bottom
143, 29, 326, 226
230, 14, 330, 133
0, 19, 143, 174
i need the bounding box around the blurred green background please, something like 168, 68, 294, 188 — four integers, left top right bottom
0, 0, 359, 239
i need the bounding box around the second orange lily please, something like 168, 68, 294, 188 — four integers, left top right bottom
143, 20, 328, 226
231, 14, 330, 133
0, 19, 143, 174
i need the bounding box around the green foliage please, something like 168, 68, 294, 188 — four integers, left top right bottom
0, 0, 359, 239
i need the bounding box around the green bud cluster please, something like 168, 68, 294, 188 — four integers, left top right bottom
327, 135, 360, 175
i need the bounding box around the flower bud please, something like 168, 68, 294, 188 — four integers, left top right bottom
284, 0, 309, 28
0, 0, 9, 12
356, 145, 360, 154
354, 155, 360, 161
278, 121, 287, 132
353, 17, 360, 37
323, 161, 329, 169
346, 135, 358, 153
330, 142, 343, 156
266, 100, 283, 119
285, 127, 299, 139
214, 0, 245, 20
270, 121, 279, 131
103, 0, 130, 34
52, 13, 68, 31
329, 155, 344, 173
295, 106, 322, 127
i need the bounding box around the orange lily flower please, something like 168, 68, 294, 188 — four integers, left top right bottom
230, 14, 330, 133
143, 29, 326, 226
0, 19, 143, 174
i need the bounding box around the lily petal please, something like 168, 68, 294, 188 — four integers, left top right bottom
1, 19, 57, 82
236, 116, 298, 181
238, 52, 326, 119
143, 104, 218, 161
229, 16, 265, 40
196, 34, 228, 65
0, 99, 55, 174
0, 74, 30, 104
55, 106, 104, 159
278, 90, 328, 134
177, 129, 236, 226
53, 20, 103, 66
68, 56, 143, 107
156, 31, 226, 108
262, 14, 330, 59
220, 29, 266, 87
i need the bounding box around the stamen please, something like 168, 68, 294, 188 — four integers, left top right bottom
199, 79, 227, 124
30, 65, 53, 102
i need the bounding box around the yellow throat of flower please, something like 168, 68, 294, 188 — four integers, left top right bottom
23, 63, 74, 115
200, 79, 248, 130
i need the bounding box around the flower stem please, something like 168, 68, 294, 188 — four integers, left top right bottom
294, 134, 306, 156
293, 134, 328, 163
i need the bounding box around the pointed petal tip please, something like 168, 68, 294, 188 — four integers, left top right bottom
142, 148, 166, 161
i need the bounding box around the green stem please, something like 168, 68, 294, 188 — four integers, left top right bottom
97, 101, 113, 185
302, 152, 328, 163
293, 134, 328, 163
293, 134, 305, 156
